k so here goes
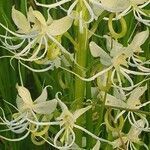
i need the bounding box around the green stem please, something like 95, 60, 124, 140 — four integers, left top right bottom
86, 45, 93, 149
74, 1, 89, 146
74, 26, 88, 146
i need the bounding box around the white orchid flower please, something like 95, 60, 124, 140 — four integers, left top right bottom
16, 85, 57, 117
88, 40, 131, 90
0, 85, 57, 135
43, 93, 113, 149
112, 119, 149, 150
0, 6, 73, 72
53, 96, 91, 149
86, 29, 150, 90
91, 0, 150, 26
126, 29, 150, 73
0, 85, 58, 143
105, 85, 150, 131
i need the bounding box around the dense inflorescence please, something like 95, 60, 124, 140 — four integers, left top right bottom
0, 0, 149, 149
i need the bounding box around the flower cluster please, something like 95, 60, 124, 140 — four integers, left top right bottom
0, 85, 113, 149
0, 6, 73, 71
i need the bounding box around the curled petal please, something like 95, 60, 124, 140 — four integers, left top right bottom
56, 92, 68, 111
34, 86, 51, 103
19, 60, 54, 72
